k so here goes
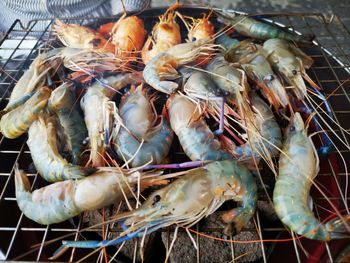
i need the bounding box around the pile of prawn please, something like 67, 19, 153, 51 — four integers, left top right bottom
1, 4, 349, 261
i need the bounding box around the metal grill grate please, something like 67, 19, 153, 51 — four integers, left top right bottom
0, 8, 349, 262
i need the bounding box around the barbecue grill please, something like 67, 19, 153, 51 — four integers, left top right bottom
0, 7, 349, 262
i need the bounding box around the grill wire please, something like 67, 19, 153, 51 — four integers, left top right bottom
0, 9, 349, 262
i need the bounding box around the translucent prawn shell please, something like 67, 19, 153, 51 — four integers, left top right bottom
119, 86, 155, 139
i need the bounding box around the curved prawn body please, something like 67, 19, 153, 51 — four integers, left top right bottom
0, 87, 51, 139
141, 5, 181, 64
113, 86, 173, 167
216, 11, 313, 45
53, 20, 115, 53
263, 38, 315, 100
15, 165, 167, 225
143, 40, 217, 94
230, 92, 282, 163
62, 160, 257, 248
81, 73, 143, 166
48, 83, 87, 164
27, 114, 95, 182
273, 113, 350, 240
225, 40, 289, 108
168, 93, 231, 161
111, 15, 147, 59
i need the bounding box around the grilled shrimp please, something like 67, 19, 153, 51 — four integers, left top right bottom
110, 15, 147, 59
0, 87, 51, 139
263, 38, 315, 100
48, 83, 87, 164
226, 92, 282, 164
225, 39, 289, 108
216, 11, 313, 45
181, 11, 215, 65
168, 93, 231, 161
141, 4, 181, 64
27, 113, 95, 182
62, 160, 257, 248
113, 86, 173, 167
15, 165, 167, 225
184, 12, 215, 42
273, 113, 350, 240
144, 40, 217, 94
53, 20, 115, 53
81, 73, 143, 166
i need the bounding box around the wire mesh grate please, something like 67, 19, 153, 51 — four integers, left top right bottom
0, 8, 349, 262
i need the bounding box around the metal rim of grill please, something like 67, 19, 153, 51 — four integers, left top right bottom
0, 7, 349, 263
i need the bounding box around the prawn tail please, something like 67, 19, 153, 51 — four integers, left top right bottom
326, 214, 350, 239
14, 164, 31, 192
89, 135, 105, 167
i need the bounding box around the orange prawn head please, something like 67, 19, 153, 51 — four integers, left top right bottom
112, 16, 147, 59
53, 20, 115, 53
186, 13, 215, 66
187, 13, 215, 43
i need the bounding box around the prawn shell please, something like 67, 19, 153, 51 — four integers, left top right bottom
0, 86, 51, 139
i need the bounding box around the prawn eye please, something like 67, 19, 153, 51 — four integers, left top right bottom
289, 125, 296, 132
192, 37, 197, 41
152, 194, 161, 205
292, 69, 298, 75
264, 74, 274, 82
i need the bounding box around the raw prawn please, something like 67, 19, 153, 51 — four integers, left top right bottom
113, 85, 173, 167
4, 52, 60, 112
225, 92, 282, 165
216, 11, 313, 45
53, 20, 115, 53
225, 39, 289, 108
0, 87, 51, 139
206, 56, 254, 124
273, 113, 350, 240
168, 93, 231, 161
81, 73, 143, 166
62, 160, 257, 248
263, 38, 316, 100
48, 83, 88, 164
15, 165, 167, 225
143, 40, 217, 94
27, 113, 95, 182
